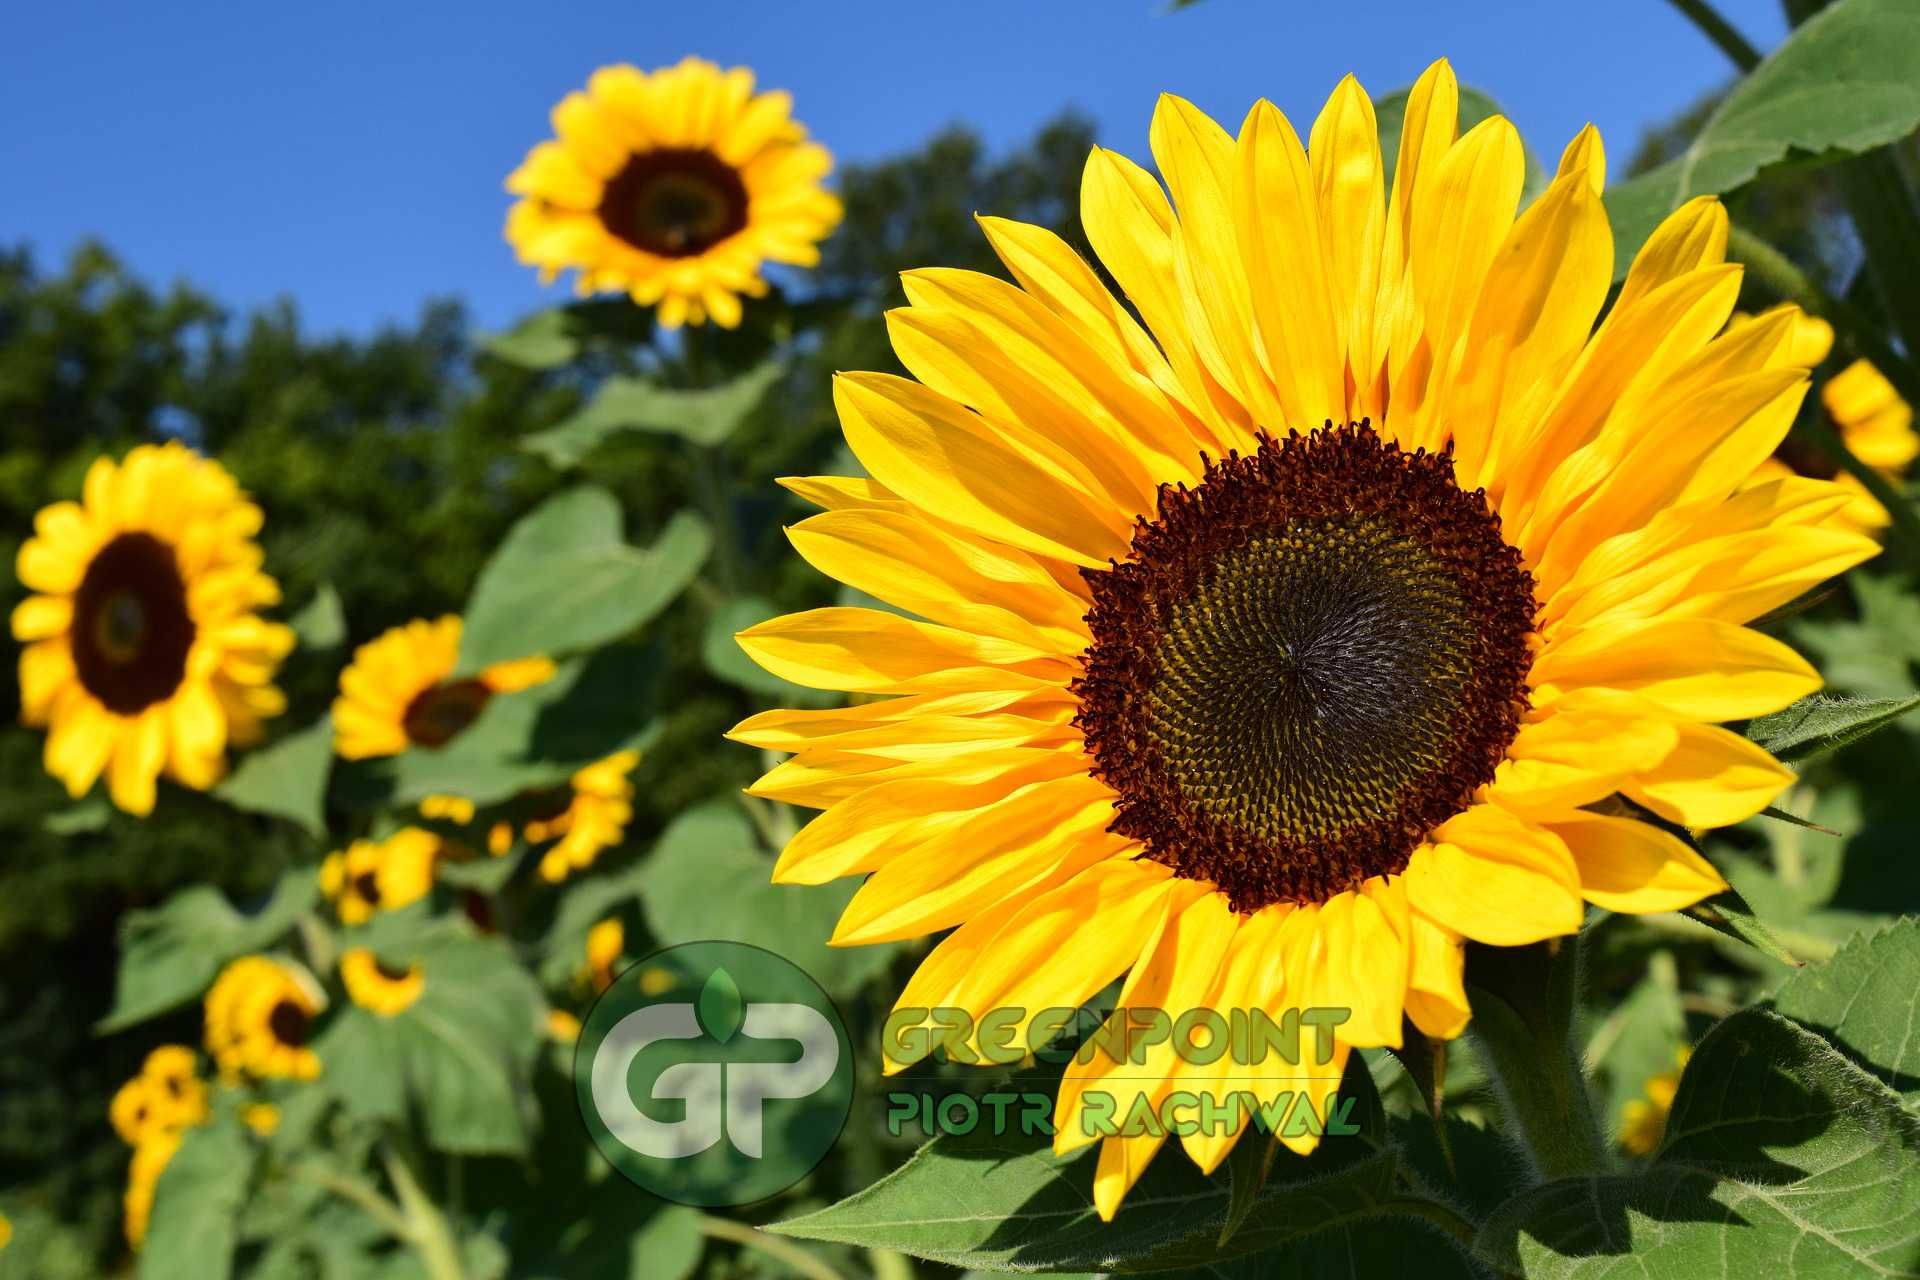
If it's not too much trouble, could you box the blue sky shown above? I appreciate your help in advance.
[2,0,1787,337]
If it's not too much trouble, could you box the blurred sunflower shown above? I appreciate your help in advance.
[505,57,842,328]
[581,917,624,994]
[204,955,322,1082]
[1619,1047,1692,1156]
[109,1045,209,1146]
[340,947,425,1016]
[419,751,640,880]
[733,60,1877,1217]
[319,827,442,924]
[123,1130,180,1249]
[242,1103,280,1138]
[12,443,295,814]
[331,615,551,759]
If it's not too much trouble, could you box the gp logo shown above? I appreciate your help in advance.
[574,939,853,1206]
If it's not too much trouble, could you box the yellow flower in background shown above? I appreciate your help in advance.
[528,751,641,882]
[339,948,426,1016]
[331,615,553,759]
[123,1130,181,1249]
[12,443,295,814]
[1620,1047,1692,1156]
[319,827,441,925]
[505,57,842,328]
[547,1009,582,1043]
[109,1045,209,1146]
[733,60,1877,1218]
[204,955,322,1082]
[582,917,624,993]
[242,1103,280,1138]
[0,1211,10,1251]
[1746,311,1916,535]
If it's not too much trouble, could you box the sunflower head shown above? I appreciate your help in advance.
[241,1103,281,1138]
[332,616,553,759]
[581,917,624,993]
[733,59,1876,1219]
[12,443,294,814]
[505,57,842,328]
[339,947,425,1017]
[109,1044,210,1146]
[319,827,441,925]
[1619,1046,1692,1156]
[527,749,641,883]
[203,955,322,1082]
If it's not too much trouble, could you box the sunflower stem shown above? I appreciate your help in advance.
[696,1215,847,1280]
[679,326,746,594]
[1465,933,1609,1181]
[1724,223,1920,564]
[381,1138,466,1280]
[1664,0,1762,70]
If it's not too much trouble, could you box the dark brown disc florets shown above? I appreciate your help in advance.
[1074,422,1537,913]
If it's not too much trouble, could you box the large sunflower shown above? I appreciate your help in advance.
[331,616,552,759]
[203,955,322,1082]
[13,443,294,814]
[733,61,1878,1218]
[505,57,842,329]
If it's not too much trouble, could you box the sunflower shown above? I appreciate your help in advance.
[1748,312,1916,535]
[732,61,1878,1218]
[340,947,426,1016]
[109,1045,209,1146]
[1619,1047,1691,1156]
[581,917,624,994]
[505,57,842,328]
[319,827,441,925]
[525,750,642,882]
[123,1130,181,1249]
[331,616,553,759]
[204,955,322,1082]
[241,1103,280,1138]
[12,443,295,815]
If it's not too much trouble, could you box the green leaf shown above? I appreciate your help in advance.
[140,1122,256,1280]
[213,715,334,836]
[42,796,111,835]
[1681,884,1802,967]
[1746,692,1920,766]
[288,582,346,651]
[1589,949,1688,1136]
[641,799,897,998]
[1475,1009,1920,1278]
[1603,0,1920,277]
[1375,83,1547,204]
[701,594,835,704]
[374,645,661,808]
[522,361,785,465]
[1772,916,1920,1109]
[457,487,710,671]
[769,1058,1445,1274]
[696,967,744,1044]
[99,869,319,1032]
[316,925,544,1155]
[480,308,578,370]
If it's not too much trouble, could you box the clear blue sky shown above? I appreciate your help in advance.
[2,0,1787,338]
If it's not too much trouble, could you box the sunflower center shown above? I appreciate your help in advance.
[599,148,750,258]
[350,870,382,907]
[267,1000,311,1048]
[373,957,416,983]
[71,532,195,715]
[403,679,492,749]
[1075,423,1537,913]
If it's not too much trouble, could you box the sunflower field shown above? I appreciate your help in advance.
[5,2,1920,1278]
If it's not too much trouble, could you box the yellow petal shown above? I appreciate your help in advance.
[1530,618,1819,721]
[1402,805,1584,946]
[1405,909,1470,1039]
[108,709,168,816]
[735,607,1062,696]
[1548,811,1726,915]
[1624,722,1794,830]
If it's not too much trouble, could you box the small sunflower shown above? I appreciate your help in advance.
[319,827,442,925]
[733,61,1876,1217]
[339,947,425,1016]
[525,750,641,882]
[204,955,322,1082]
[1619,1047,1691,1156]
[547,1009,582,1043]
[12,443,295,814]
[1749,312,1916,535]
[123,1130,181,1250]
[505,57,842,328]
[109,1045,209,1146]
[581,917,624,993]
[331,616,553,760]
[241,1103,280,1138]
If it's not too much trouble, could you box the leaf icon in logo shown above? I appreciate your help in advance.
[696,967,744,1044]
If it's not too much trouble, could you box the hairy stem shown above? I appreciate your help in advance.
[1665,0,1763,69]
[697,1216,847,1280]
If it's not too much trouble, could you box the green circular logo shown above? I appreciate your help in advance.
[574,940,853,1207]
